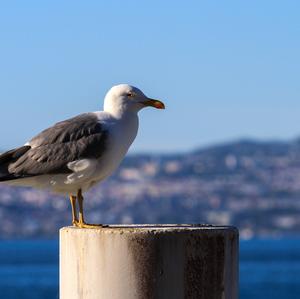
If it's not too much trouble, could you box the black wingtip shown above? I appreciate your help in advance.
[0,174,17,182]
[0,146,31,182]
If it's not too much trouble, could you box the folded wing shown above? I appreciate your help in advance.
[0,113,108,181]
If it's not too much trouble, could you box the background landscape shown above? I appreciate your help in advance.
[1,137,300,239]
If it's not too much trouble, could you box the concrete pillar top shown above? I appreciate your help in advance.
[61,224,238,234]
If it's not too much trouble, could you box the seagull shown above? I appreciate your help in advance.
[0,84,165,228]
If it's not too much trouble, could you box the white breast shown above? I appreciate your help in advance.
[94,113,139,181]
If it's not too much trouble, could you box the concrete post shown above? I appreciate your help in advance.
[60,225,238,299]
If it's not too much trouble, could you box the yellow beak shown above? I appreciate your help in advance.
[143,98,165,109]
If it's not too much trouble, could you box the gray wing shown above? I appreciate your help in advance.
[3,113,108,179]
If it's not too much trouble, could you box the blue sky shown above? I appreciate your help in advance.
[0,1,299,152]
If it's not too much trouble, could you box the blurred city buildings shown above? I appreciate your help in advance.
[1,139,300,239]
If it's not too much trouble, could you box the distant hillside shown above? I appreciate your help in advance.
[1,138,300,239]
[122,138,299,178]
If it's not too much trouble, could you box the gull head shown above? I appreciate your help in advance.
[104,84,165,117]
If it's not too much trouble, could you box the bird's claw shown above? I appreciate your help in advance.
[72,221,107,229]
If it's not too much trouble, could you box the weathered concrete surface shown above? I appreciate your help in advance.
[60,225,238,299]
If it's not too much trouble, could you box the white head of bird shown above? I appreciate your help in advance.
[104,84,165,118]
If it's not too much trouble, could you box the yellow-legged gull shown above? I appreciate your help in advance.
[0,84,165,228]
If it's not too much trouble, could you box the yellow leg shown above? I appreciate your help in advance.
[75,189,104,229]
[69,195,78,226]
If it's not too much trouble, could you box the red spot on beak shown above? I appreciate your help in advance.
[144,99,165,109]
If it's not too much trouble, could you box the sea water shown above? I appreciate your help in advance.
[0,239,299,299]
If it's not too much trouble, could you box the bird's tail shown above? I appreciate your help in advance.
[0,146,30,182]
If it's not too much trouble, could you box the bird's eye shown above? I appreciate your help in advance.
[127,92,134,98]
